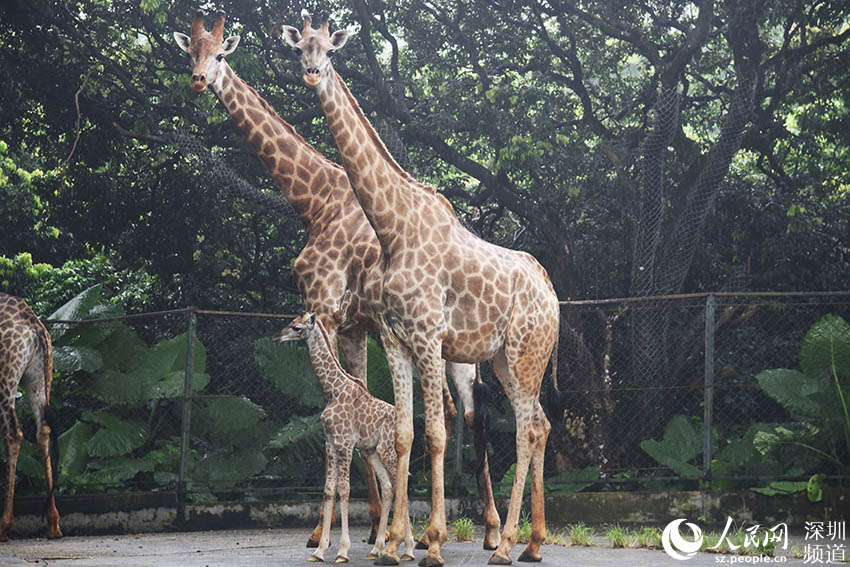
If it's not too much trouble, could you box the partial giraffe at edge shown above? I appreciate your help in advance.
[0,293,61,542]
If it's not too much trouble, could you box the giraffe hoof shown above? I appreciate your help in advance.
[47,529,63,540]
[366,554,379,560]
[484,530,501,550]
[307,538,320,548]
[334,556,349,563]
[308,555,324,562]
[374,553,400,566]
[400,554,417,562]
[415,539,428,550]
[368,532,378,545]
[418,554,444,567]
[488,552,512,565]
[517,549,542,563]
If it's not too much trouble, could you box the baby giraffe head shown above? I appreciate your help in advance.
[281,10,349,88]
[173,10,240,93]
[273,312,317,343]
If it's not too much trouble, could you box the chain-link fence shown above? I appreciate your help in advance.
[8,292,847,518]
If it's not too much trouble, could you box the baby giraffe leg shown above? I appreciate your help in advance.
[335,443,355,563]
[311,445,338,562]
[366,453,394,560]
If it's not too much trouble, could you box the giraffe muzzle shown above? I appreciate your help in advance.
[304,69,321,87]
[191,75,208,93]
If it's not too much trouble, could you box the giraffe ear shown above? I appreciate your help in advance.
[221,35,240,56]
[173,32,191,53]
[281,25,302,47]
[329,29,349,50]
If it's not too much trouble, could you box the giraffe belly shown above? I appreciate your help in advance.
[441,326,502,363]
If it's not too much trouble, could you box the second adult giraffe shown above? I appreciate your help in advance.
[172,11,502,551]
[284,13,560,567]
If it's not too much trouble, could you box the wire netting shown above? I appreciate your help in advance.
[7,292,847,507]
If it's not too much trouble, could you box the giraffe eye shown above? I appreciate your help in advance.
[216,54,224,62]
[327,49,336,58]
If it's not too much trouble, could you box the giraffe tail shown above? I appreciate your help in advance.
[40,328,60,519]
[472,363,490,478]
[544,316,565,425]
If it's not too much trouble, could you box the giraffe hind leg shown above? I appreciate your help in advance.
[23,364,62,539]
[1,397,23,542]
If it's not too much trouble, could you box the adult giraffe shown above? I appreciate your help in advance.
[283,13,560,567]
[172,11,501,551]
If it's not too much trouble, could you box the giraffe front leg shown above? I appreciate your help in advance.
[416,373,457,552]
[517,406,551,563]
[375,339,414,566]
[416,351,448,567]
[1,428,23,542]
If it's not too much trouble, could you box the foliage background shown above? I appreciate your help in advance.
[0,1,848,498]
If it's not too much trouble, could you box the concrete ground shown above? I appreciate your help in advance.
[0,526,812,567]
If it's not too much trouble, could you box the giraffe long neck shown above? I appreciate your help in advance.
[305,320,365,397]
[213,64,346,231]
[314,72,429,253]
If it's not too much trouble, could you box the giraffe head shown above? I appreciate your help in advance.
[273,312,317,343]
[173,10,240,93]
[281,10,349,88]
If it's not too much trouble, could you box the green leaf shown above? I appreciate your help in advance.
[800,314,850,380]
[807,473,826,502]
[14,440,44,481]
[48,284,102,321]
[192,396,267,442]
[191,449,267,490]
[756,368,824,417]
[83,411,149,457]
[366,337,394,404]
[53,345,103,374]
[255,338,322,409]
[88,456,156,485]
[546,465,601,493]
[59,420,94,477]
[640,415,703,477]
[750,481,807,496]
[267,414,325,466]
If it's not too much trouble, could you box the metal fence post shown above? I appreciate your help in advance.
[703,295,715,483]
[177,308,196,525]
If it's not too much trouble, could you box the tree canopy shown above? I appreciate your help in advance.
[1,0,848,312]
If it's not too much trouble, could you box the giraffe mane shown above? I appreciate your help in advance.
[224,65,346,175]
[332,72,434,195]
[313,316,368,389]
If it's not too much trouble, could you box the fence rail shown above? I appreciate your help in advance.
[8,292,846,520]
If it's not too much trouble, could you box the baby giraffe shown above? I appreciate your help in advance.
[274,311,415,563]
